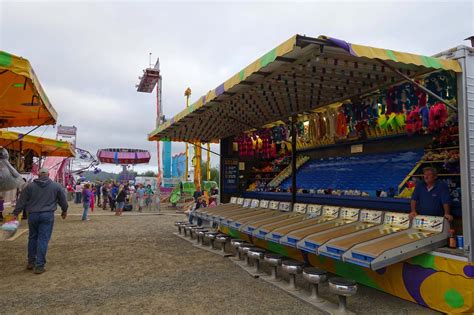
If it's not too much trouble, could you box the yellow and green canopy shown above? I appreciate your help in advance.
[0,51,57,128]
[0,130,75,157]
[148,34,461,143]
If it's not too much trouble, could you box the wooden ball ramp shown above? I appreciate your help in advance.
[277,206,347,247]
[209,199,270,224]
[243,203,317,237]
[342,215,448,270]
[318,212,411,261]
[219,200,281,226]
[229,202,295,230]
[297,209,384,254]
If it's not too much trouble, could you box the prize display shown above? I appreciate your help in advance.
[231,70,459,199]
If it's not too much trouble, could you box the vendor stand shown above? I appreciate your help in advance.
[0,50,57,127]
[149,35,473,313]
[0,50,62,204]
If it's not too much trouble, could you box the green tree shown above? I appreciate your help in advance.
[140,170,157,177]
[201,162,219,184]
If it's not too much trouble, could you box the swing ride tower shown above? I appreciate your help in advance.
[136,55,163,187]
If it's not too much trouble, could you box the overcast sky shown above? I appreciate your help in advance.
[1,0,472,173]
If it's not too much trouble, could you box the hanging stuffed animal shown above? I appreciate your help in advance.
[387,112,399,132]
[0,148,24,192]
[419,104,430,128]
[429,102,448,132]
[336,107,348,138]
[414,82,427,107]
[385,87,398,114]
[378,92,387,115]
[398,83,415,112]
[405,108,422,135]
[425,71,456,104]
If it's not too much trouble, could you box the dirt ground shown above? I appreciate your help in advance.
[0,203,439,314]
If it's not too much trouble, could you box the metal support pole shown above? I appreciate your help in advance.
[185,88,191,181]
[290,115,297,207]
[206,143,211,181]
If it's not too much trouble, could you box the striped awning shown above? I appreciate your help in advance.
[0,51,57,128]
[0,130,75,157]
[148,35,461,143]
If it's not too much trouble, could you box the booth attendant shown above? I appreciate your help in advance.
[410,167,453,221]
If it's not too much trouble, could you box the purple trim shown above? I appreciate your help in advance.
[326,37,357,56]
[215,84,225,96]
[464,265,474,278]
[402,263,436,306]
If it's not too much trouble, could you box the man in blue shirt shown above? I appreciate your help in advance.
[410,167,453,221]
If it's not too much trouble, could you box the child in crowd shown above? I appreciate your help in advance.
[0,195,4,221]
[82,183,92,221]
[90,186,95,212]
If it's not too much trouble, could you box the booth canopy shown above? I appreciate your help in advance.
[0,130,75,157]
[148,35,461,143]
[0,51,57,128]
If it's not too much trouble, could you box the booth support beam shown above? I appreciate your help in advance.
[290,115,297,207]
[456,50,473,261]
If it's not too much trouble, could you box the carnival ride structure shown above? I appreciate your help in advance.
[96,148,151,182]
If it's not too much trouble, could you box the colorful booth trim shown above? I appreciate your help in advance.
[221,226,474,314]
[0,130,75,157]
[148,34,461,142]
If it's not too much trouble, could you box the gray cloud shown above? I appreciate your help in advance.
[1,0,472,173]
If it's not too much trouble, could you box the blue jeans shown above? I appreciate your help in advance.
[28,211,55,267]
[75,192,82,204]
[82,202,90,220]
[188,211,202,226]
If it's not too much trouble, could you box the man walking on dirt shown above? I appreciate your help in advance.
[12,168,68,274]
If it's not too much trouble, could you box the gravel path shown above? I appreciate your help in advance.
[0,204,439,314]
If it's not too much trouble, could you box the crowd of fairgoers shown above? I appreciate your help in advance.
[67,181,156,220]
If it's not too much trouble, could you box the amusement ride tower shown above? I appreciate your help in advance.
[136,55,163,187]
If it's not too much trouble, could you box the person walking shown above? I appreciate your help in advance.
[74,182,82,204]
[66,183,74,202]
[136,184,146,212]
[115,185,126,216]
[145,184,154,209]
[96,182,102,207]
[101,183,108,210]
[110,183,118,212]
[11,168,68,274]
[82,183,92,221]
[90,186,95,213]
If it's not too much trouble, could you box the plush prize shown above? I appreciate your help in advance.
[387,112,399,130]
[386,87,398,114]
[414,82,427,107]
[395,113,406,128]
[429,102,448,132]
[0,148,25,192]
[377,114,388,130]
[405,108,423,135]
[425,71,455,103]
[398,83,415,112]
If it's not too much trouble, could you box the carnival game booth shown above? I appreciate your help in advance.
[149,35,474,313]
[0,51,57,128]
[1,50,60,204]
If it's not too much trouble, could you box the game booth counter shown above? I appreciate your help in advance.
[148,35,474,313]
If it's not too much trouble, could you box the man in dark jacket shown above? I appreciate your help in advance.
[12,168,68,274]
